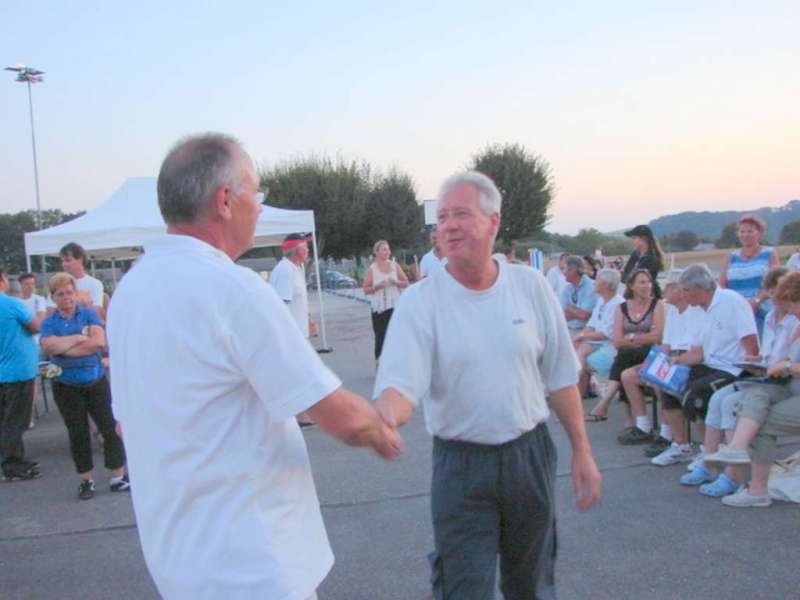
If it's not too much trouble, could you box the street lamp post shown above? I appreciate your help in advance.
[5,64,45,271]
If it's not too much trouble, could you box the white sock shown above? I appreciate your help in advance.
[635,416,652,433]
[675,443,691,453]
[659,424,672,440]
[110,475,124,484]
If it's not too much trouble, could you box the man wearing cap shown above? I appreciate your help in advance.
[271,233,317,339]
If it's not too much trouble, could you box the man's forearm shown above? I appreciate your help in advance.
[62,338,104,357]
[42,335,84,355]
[374,388,415,428]
[549,385,592,454]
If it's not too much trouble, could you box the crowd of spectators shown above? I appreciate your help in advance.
[549,215,800,508]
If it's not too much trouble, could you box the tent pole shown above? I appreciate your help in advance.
[26,253,32,272]
[111,258,117,286]
[311,227,331,353]
[91,260,97,277]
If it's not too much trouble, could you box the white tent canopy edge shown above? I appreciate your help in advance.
[24,177,331,350]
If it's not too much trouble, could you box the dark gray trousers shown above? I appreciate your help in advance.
[0,379,34,464]
[430,423,558,600]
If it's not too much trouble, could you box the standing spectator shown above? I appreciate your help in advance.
[559,255,599,334]
[622,224,665,298]
[573,268,624,402]
[363,240,409,361]
[719,214,780,329]
[40,272,128,500]
[374,170,600,600]
[653,264,759,469]
[271,233,317,339]
[0,269,41,481]
[107,133,401,599]
[414,229,446,280]
[582,255,599,279]
[58,242,105,311]
[492,244,519,264]
[546,252,568,295]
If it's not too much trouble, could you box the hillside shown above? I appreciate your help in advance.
[647,199,800,241]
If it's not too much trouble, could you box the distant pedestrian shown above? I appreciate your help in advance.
[414,229,446,280]
[363,240,409,360]
[622,224,665,298]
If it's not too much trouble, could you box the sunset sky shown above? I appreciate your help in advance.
[1,1,797,234]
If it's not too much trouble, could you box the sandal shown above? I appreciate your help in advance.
[699,473,739,497]
[584,413,608,422]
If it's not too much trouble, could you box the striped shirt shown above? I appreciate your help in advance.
[725,247,774,301]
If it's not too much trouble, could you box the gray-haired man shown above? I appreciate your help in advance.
[374,171,601,599]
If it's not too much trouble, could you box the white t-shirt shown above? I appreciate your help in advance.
[692,287,758,375]
[419,249,445,278]
[545,265,566,296]
[20,293,47,315]
[585,294,625,340]
[662,304,706,351]
[107,234,340,600]
[270,257,309,338]
[76,274,104,306]
[374,262,580,445]
[787,253,800,272]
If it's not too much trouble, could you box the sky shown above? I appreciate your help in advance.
[1,1,798,234]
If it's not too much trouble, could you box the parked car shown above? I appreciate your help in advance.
[307,270,358,290]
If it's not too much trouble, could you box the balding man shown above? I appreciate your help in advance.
[374,171,601,600]
[107,133,402,600]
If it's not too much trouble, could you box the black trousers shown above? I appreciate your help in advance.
[371,308,394,359]
[430,424,557,600]
[0,379,34,464]
[52,376,126,474]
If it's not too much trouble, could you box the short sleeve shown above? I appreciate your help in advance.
[83,308,103,328]
[89,279,104,306]
[229,277,341,421]
[270,263,292,302]
[536,277,580,393]
[372,289,433,406]
[12,299,34,327]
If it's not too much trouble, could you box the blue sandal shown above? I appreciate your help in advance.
[680,464,713,486]
[699,474,739,497]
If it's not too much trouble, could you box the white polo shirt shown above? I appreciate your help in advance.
[419,249,446,278]
[270,257,309,338]
[693,287,758,375]
[107,234,340,600]
[663,304,707,351]
[585,294,624,339]
[761,309,799,363]
[374,262,580,445]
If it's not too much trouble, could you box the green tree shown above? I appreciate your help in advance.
[469,143,553,244]
[0,209,85,273]
[260,156,371,259]
[661,230,699,252]
[363,169,421,253]
[780,220,800,245]
[715,221,740,249]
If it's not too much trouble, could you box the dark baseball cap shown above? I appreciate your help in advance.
[624,224,654,239]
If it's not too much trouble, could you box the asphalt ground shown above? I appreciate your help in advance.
[2,292,798,600]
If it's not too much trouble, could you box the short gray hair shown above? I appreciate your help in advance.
[565,255,585,274]
[596,268,621,292]
[438,171,502,217]
[678,263,716,291]
[157,133,247,225]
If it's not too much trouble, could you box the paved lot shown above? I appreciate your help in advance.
[2,292,798,599]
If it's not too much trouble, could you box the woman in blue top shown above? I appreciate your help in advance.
[719,214,779,327]
[40,272,128,500]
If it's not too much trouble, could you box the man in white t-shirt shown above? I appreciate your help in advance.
[57,243,105,317]
[373,171,601,599]
[546,252,568,296]
[415,229,446,279]
[270,233,316,339]
[107,133,402,600]
[18,273,47,330]
[652,264,758,467]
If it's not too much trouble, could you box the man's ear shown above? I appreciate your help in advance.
[209,185,234,221]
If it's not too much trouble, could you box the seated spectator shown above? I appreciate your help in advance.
[651,264,759,470]
[586,270,664,431]
[582,255,599,279]
[701,271,800,507]
[40,272,129,500]
[546,252,568,295]
[574,268,624,402]
[642,282,707,458]
[559,255,599,334]
[682,267,795,491]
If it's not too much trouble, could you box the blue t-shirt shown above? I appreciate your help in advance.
[40,306,105,385]
[0,294,38,383]
[559,274,599,330]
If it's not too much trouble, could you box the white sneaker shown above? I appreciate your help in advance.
[704,444,751,466]
[651,443,694,466]
[721,486,772,508]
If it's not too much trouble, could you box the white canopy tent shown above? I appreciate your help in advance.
[24,177,331,349]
